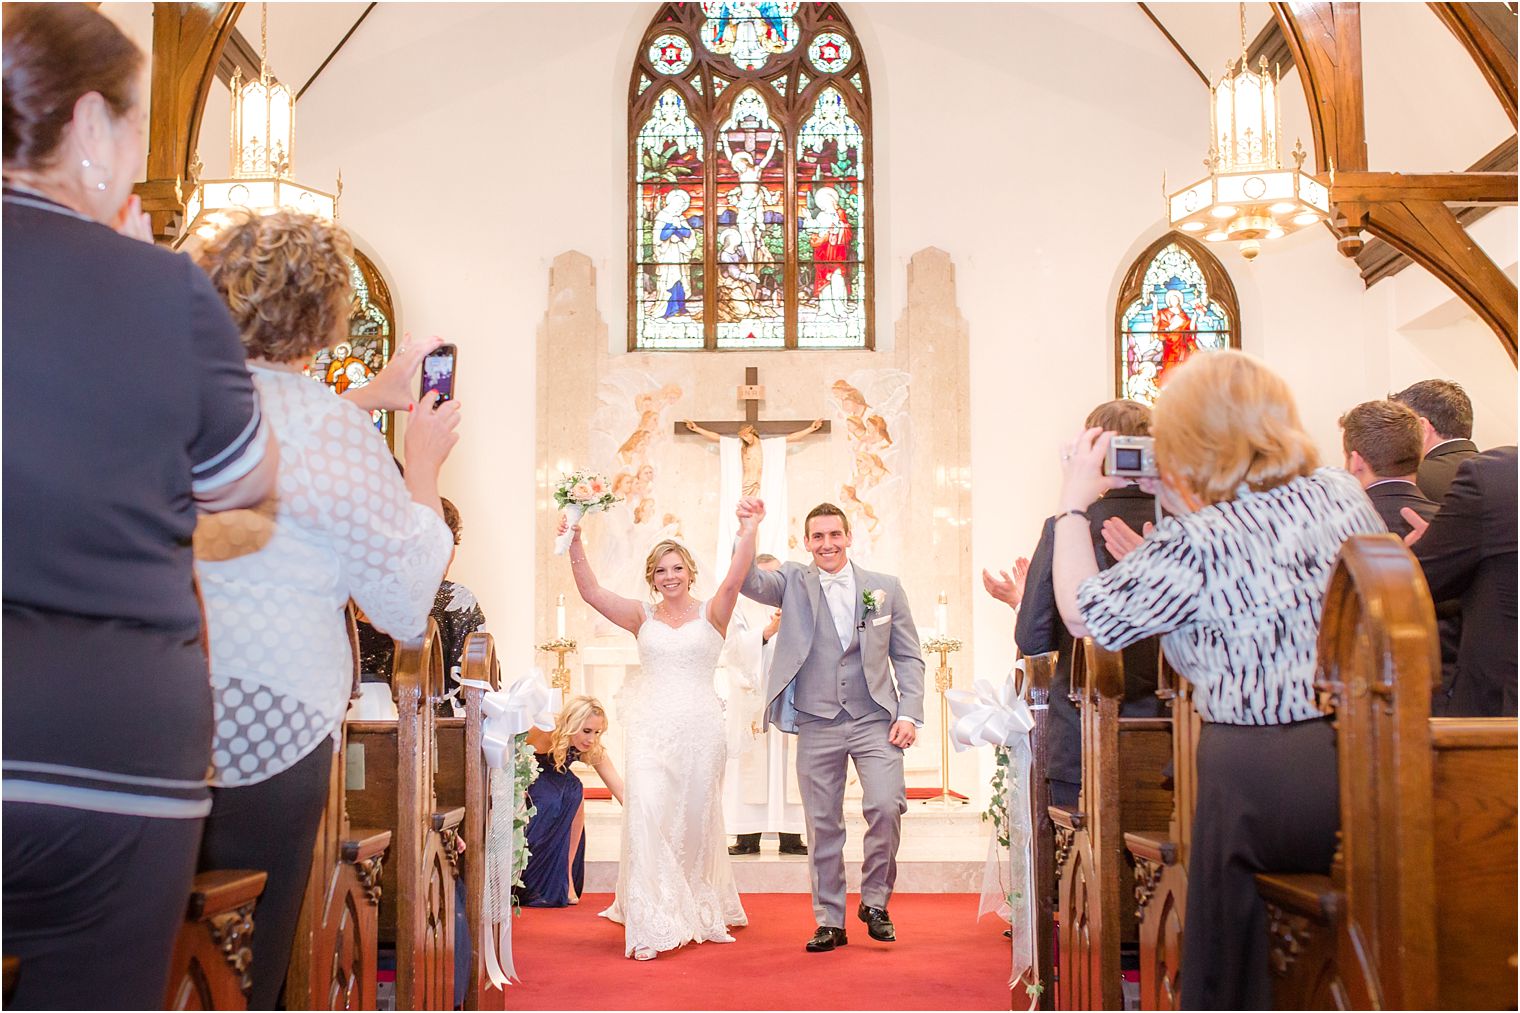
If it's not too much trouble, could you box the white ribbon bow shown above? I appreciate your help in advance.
[947,664,1041,1001]
[454,673,559,988]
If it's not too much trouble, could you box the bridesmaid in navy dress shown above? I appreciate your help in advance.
[520,697,624,906]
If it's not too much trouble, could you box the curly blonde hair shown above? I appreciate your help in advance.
[644,540,698,597]
[1153,350,1319,505]
[549,696,608,772]
[191,209,353,362]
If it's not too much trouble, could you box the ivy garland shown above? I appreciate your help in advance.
[511,734,540,916]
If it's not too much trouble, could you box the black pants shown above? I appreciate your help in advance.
[199,741,332,1011]
[3,802,203,1010]
[1180,718,1339,1010]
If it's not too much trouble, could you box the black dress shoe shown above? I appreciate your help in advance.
[778,832,809,855]
[806,926,848,952]
[728,833,760,856]
[858,903,895,942]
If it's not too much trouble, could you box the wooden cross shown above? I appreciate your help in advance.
[673,366,832,437]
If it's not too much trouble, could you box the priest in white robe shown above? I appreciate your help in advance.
[719,554,806,854]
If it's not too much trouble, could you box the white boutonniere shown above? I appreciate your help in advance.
[862,588,885,613]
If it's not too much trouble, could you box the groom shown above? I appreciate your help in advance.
[735,497,925,952]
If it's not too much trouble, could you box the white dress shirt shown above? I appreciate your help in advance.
[818,566,856,650]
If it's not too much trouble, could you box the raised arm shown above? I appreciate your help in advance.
[683,419,721,443]
[786,419,825,443]
[709,504,759,637]
[735,497,786,606]
[560,518,645,635]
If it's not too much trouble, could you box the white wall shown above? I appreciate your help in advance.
[112,4,1516,719]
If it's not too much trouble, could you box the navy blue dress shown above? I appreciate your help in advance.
[518,748,587,907]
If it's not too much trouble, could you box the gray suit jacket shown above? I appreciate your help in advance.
[742,560,926,733]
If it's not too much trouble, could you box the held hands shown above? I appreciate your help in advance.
[735,495,766,530]
[888,719,916,749]
[1059,427,1126,513]
[981,557,1030,609]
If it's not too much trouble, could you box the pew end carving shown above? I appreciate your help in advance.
[1022,651,1059,1011]
[1261,534,1518,1010]
[164,869,268,1011]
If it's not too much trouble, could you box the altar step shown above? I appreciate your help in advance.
[580,798,991,894]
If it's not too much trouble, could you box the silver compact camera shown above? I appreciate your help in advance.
[1105,435,1158,479]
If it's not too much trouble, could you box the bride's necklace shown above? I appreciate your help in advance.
[656,596,699,624]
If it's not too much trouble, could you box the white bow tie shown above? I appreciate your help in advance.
[820,571,850,588]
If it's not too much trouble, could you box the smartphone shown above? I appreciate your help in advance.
[420,344,458,407]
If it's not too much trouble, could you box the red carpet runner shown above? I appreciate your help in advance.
[510,892,1013,1011]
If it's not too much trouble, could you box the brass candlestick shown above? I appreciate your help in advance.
[535,637,577,692]
[921,634,965,805]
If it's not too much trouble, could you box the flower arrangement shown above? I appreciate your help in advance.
[861,588,885,613]
[553,470,620,554]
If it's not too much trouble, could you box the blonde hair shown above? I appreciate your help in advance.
[1152,350,1319,505]
[644,540,698,596]
[191,208,354,363]
[550,696,607,773]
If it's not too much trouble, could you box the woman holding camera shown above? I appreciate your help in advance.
[1051,350,1383,1009]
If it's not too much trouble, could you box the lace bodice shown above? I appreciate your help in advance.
[629,603,725,704]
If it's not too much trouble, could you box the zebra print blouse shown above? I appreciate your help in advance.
[1075,468,1385,725]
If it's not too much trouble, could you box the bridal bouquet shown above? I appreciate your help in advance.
[553,470,620,554]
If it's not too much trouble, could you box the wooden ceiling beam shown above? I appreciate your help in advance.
[1272,2,1368,174]
[1429,2,1518,126]
[1330,171,1518,205]
[1356,135,1518,284]
[1351,199,1518,361]
[136,2,244,241]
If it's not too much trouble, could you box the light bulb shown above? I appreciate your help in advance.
[1210,205,1237,219]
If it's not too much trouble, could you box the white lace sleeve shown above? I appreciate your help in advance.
[304,401,452,639]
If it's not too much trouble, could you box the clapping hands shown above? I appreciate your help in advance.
[981,557,1030,609]
[1101,517,1153,561]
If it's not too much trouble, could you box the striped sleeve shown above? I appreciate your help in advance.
[186,259,268,494]
[1076,517,1203,651]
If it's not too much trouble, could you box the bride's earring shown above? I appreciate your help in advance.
[81,158,109,192]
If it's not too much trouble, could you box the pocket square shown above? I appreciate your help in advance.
[872,614,892,626]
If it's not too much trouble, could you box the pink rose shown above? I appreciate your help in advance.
[571,482,592,501]
[589,478,607,497]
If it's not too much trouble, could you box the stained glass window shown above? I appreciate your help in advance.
[1115,235,1240,405]
[631,2,872,350]
[306,250,397,443]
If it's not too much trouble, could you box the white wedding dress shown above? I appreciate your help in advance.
[600,601,748,957]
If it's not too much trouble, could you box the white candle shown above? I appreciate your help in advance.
[935,591,948,639]
[556,593,566,639]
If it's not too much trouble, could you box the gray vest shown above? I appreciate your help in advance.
[793,590,885,722]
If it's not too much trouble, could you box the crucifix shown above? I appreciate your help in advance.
[676,366,830,497]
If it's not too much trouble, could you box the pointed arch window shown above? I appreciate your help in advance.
[1115,234,1240,405]
[306,249,398,446]
[631,2,872,351]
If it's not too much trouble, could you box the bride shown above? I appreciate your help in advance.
[559,509,756,959]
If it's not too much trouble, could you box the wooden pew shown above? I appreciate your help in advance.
[1123,658,1200,1011]
[1022,651,1059,1012]
[346,619,464,1011]
[164,870,268,1010]
[1050,640,1172,1011]
[1257,534,1518,1010]
[436,631,505,1011]
[285,609,391,1011]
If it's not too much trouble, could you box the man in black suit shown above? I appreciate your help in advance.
[1339,400,1460,711]
[1405,447,1519,718]
[1390,379,1478,502]
[987,400,1163,808]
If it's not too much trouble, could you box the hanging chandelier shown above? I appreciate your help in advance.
[1164,5,1329,260]
[181,3,339,243]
